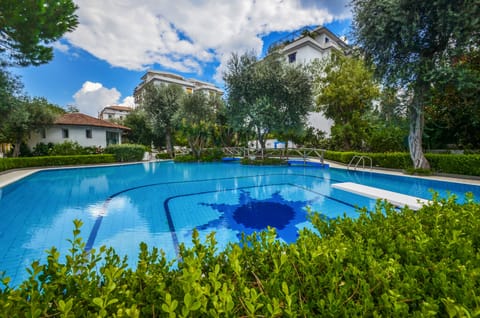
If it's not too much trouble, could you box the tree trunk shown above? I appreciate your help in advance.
[408,103,430,169]
[165,129,173,158]
[12,136,22,158]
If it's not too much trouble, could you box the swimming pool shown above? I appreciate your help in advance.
[1,161,479,286]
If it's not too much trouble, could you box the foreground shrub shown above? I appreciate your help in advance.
[0,155,115,172]
[105,144,146,162]
[2,195,479,316]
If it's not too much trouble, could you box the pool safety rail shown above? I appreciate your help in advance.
[347,155,373,170]
[332,182,431,210]
[222,147,327,165]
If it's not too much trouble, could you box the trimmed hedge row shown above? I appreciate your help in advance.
[240,157,288,165]
[324,151,480,176]
[0,154,116,172]
[1,195,479,316]
[104,144,146,162]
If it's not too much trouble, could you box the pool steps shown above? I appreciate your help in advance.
[332,182,431,210]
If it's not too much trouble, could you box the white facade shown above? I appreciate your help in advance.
[27,113,128,150]
[276,26,348,136]
[134,70,223,105]
[99,105,133,121]
[28,126,124,149]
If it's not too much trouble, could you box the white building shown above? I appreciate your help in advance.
[99,105,133,121]
[133,70,223,105]
[272,26,349,136]
[27,113,130,150]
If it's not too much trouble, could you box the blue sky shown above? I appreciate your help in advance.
[9,1,352,117]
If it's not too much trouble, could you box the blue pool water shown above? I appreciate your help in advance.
[1,161,479,286]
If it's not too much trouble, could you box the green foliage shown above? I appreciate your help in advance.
[224,52,312,151]
[0,0,78,66]
[313,53,380,124]
[0,154,115,172]
[104,144,146,162]
[123,108,157,147]
[325,151,480,176]
[2,196,480,316]
[49,140,86,156]
[426,154,480,176]
[142,83,185,156]
[425,50,480,149]
[351,0,480,168]
[156,152,172,160]
[173,148,224,163]
[176,91,216,159]
[240,157,287,166]
[2,97,58,157]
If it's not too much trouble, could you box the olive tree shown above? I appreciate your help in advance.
[224,52,312,153]
[351,0,480,168]
[142,83,184,157]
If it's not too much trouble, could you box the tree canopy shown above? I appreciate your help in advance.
[141,83,185,157]
[0,0,78,66]
[312,53,380,150]
[351,0,480,168]
[224,52,312,150]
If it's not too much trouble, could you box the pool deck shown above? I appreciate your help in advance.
[1,159,480,189]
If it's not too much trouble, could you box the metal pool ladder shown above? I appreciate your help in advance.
[347,155,372,170]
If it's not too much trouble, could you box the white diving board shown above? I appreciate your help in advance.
[331,182,431,211]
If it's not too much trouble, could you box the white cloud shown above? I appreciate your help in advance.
[73,81,129,116]
[51,41,70,53]
[67,0,351,82]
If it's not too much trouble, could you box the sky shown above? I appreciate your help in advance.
[10,0,353,117]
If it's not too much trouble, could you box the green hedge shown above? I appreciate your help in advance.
[325,151,480,176]
[0,154,116,172]
[174,148,224,163]
[1,195,479,316]
[240,157,288,165]
[105,144,146,162]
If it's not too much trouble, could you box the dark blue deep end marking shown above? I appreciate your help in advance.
[233,202,294,230]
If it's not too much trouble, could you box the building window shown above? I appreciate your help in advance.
[325,37,329,43]
[288,52,296,63]
[62,128,69,138]
[86,129,92,139]
[40,128,46,139]
[106,131,119,146]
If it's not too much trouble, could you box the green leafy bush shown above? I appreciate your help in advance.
[174,148,224,163]
[0,155,116,172]
[1,195,479,316]
[31,142,54,156]
[173,154,196,162]
[155,152,172,160]
[240,157,288,165]
[105,144,146,162]
[426,153,480,176]
[49,141,86,156]
[325,151,480,176]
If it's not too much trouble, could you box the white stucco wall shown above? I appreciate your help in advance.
[27,125,123,149]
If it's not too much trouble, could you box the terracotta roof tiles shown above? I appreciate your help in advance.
[54,113,130,130]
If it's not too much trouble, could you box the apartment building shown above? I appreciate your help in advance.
[133,71,223,105]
